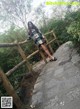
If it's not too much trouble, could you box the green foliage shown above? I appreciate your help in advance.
[67,21,80,42]
[66,10,80,45]
[41,9,80,46]
[2,25,26,43]
[40,18,70,46]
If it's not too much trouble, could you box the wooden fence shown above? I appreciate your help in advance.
[0,30,59,109]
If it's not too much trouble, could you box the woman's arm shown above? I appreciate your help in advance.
[42,35,45,38]
[27,30,31,40]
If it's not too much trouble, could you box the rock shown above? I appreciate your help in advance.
[31,41,80,109]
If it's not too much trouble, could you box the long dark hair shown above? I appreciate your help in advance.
[28,21,39,36]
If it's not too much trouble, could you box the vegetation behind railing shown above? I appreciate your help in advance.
[0,31,59,109]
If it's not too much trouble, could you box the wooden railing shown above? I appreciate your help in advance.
[0,30,59,109]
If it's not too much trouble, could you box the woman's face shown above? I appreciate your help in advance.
[28,22,33,28]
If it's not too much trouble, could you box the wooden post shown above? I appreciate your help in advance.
[39,49,47,64]
[17,43,33,72]
[52,31,60,46]
[44,35,54,54]
[0,69,23,109]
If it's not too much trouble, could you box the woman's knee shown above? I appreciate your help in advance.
[41,44,48,50]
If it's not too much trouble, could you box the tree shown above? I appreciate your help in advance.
[34,3,48,27]
[0,0,33,32]
[66,0,80,13]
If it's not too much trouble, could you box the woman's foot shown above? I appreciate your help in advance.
[50,57,57,61]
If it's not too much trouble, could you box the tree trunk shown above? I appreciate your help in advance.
[0,69,23,109]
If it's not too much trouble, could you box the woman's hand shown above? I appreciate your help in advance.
[27,35,31,40]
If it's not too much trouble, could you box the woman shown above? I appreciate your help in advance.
[27,21,57,61]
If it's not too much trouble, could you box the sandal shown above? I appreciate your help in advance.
[50,57,57,62]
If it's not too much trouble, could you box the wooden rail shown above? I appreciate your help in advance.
[0,31,53,48]
[0,30,59,109]
[0,31,59,80]
[6,60,26,76]
[0,69,23,109]
[0,40,28,48]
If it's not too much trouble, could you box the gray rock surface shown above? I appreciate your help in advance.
[31,41,80,109]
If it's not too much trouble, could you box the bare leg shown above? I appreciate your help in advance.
[41,44,54,60]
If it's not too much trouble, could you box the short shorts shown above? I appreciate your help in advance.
[33,33,46,47]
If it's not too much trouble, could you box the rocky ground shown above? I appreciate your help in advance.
[31,41,80,109]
